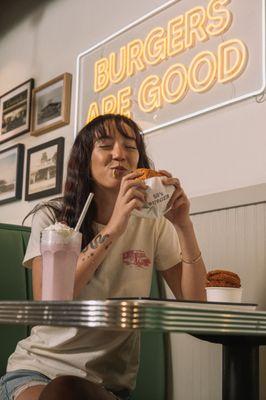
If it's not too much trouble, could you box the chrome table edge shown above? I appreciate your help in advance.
[0,299,266,335]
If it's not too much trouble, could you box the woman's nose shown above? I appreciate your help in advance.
[112,142,125,160]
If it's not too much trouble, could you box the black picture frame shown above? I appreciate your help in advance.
[0,144,24,205]
[0,79,34,144]
[25,137,64,201]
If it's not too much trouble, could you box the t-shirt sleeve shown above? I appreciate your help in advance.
[154,217,181,271]
[23,207,56,268]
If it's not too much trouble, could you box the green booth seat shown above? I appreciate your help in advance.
[0,223,172,400]
[0,223,32,378]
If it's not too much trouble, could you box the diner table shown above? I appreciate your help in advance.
[0,298,265,400]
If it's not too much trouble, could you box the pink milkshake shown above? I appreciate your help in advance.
[41,223,82,300]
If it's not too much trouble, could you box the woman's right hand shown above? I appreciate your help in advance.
[107,170,148,236]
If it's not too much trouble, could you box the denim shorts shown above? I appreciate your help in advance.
[0,370,131,400]
[0,369,50,400]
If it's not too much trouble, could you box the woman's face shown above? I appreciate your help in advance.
[90,122,140,190]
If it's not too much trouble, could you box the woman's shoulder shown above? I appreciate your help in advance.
[28,199,63,228]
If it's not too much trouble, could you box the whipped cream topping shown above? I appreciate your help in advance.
[43,222,75,237]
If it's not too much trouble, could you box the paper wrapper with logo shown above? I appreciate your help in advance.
[132,170,175,218]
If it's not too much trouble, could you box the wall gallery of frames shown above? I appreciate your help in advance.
[0,73,71,205]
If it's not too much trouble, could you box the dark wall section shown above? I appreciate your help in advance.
[0,0,54,38]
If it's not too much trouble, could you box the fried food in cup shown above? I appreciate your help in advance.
[206,269,241,288]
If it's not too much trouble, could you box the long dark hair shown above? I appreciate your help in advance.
[23,114,151,248]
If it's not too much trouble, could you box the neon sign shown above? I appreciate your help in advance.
[75,0,265,135]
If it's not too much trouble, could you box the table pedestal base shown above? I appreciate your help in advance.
[222,344,259,400]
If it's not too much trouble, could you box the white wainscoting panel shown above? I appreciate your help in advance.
[167,202,266,400]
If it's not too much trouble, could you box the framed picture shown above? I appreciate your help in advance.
[0,79,34,144]
[31,73,72,136]
[25,137,64,201]
[0,144,24,205]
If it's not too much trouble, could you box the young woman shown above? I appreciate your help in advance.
[0,114,206,400]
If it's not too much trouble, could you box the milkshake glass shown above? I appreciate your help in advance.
[41,223,82,300]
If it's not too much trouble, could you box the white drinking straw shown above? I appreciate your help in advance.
[74,192,94,232]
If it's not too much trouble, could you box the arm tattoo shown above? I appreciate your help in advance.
[81,245,89,254]
[105,242,112,250]
[89,234,110,249]
[81,234,111,255]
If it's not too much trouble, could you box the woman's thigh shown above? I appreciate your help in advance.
[0,372,131,400]
[0,370,50,400]
[16,385,46,400]
[39,376,129,400]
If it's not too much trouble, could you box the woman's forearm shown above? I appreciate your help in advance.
[174,219,207,301]
[73,227,119,297]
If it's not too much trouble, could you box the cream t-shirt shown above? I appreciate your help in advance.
[7,207,181,391]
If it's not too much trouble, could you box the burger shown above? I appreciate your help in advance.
[135,168,166,180]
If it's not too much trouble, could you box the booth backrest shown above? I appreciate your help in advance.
[0,223,31,376]
[0,223,171,400]
[131,270,171,400]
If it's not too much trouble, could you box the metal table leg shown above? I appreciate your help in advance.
[222,343,259,400]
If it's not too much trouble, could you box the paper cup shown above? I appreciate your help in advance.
[206,287,243,303]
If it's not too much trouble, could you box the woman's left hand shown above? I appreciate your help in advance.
[159,170,191,229]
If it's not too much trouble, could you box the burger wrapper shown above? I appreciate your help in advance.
[132,176,175,219]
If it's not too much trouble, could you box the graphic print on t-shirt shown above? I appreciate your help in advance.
[123,250,151,268]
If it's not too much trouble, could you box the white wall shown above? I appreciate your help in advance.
[0,0,166,225]
[146,97,266,197]
[0,0,265,225]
